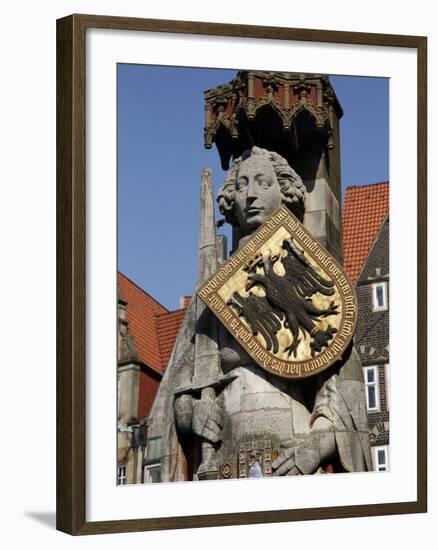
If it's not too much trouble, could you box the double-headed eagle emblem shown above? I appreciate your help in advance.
[228,238,339,358]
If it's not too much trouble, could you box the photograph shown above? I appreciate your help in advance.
[116,65,390,484]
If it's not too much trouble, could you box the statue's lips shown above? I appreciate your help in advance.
[245,207,263,216]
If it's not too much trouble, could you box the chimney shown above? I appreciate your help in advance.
[179,295,192,309]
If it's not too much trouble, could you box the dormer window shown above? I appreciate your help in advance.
[372,282,388,312]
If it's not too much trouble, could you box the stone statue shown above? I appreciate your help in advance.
[152,146,372,481]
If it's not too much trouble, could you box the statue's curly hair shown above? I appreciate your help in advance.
[217,146,305,226]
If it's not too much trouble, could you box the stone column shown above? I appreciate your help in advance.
[302,117,342,261]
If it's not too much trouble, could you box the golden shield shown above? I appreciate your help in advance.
[197,206,357,378]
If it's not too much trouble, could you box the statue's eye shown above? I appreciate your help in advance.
[258,176,272,188]
[236,178,248,191]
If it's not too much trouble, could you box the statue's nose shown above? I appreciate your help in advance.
[247,178,258,199]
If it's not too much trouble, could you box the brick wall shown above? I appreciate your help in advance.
[354,217,390,447]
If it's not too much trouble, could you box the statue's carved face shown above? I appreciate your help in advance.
[234,156,282,235]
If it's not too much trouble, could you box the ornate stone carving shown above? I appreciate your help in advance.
[235,440,273,479]
[203,71,343,170]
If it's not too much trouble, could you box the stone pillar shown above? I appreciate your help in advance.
[118,364,140,423]
[302,116,342,261]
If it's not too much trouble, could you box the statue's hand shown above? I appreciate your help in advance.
[272,444,320,476]
[174,394,194,433]
[192,396,223,444]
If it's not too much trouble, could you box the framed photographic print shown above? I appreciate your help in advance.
[56,14,427,535]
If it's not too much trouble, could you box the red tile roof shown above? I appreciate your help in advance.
[156,309,187,369]
[118,273,187,375]
[343,182,389,284]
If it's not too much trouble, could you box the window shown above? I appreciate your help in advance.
[145,464,162,483]
[117,464,127,485]
[146,437,162,463]
[363,366,380,411]
[372,282,388,312]
[144,437,162,483]
[373,445,390,472]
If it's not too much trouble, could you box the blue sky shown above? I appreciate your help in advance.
[118,65,388,310]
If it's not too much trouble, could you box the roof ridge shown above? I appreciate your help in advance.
[118,271,169,313]
[345,181,389,191]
